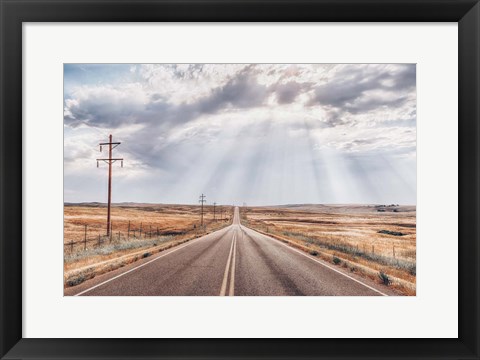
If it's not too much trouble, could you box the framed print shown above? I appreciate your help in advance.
[1,0,479,359]
[62,62,415,298]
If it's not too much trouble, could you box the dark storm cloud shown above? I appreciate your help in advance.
[308,64,416,113]
[198,73,269,112]
[64,94,144,128]
[149,93,164,101]
[64,68,271,130]
[271,81,311,104]
[64,92,190,129]
[345,95,410,114]
[322,108,348,128]
[65,64,416,132]
[391,64,416,90]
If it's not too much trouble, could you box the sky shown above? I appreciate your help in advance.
[64,64,416,206]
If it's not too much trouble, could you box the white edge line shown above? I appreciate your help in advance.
[241,225,389,297]
[74,226,231,296]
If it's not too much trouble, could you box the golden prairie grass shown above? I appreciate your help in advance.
[240,205,416,295]
[64,204,231,242]
[64,203,232,273]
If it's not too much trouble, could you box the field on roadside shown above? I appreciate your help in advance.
[240,204,416,295]
[64,203,232,274]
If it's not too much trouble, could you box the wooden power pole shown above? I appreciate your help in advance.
[213,202,217,221]
[199,194,206,227]
[97,134,123,236]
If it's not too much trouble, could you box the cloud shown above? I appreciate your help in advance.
[308,64,415,114]
[272,81,311,104]
[197,72,269,112]
[64,83,148,127]
[64,66,273,131]
[64,64,417,204]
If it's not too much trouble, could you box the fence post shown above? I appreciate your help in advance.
[70,240,74,253]
[157,227,159,237]
[133,229,136,238]
[98,234,101,245]
[84,224,87,251]
[372,245,375,254]
[140,223,142,238]
[118,231,120,242]
[150,225,152,238]
[393,245,396,259]
[128,221,130,240]
[110,222,113,243]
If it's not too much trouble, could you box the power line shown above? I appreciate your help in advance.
[97,134,124,236]
[199,194,206,227]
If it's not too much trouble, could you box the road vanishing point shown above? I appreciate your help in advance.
[67,207,393,296]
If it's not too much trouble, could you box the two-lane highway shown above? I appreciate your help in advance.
[66,207,392,296]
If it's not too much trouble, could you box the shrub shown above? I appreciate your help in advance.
[378,230,405,236]
[67,275,85,287]
[378,271,391,285]
[282,231,311,242]
[332,256,341,265]
[309,250,319,256]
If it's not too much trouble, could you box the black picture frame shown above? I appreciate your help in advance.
[1,1,479,359]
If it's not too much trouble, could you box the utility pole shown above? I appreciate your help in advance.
[213,202,217,221]
[97,134,123,236]
[199,194,206,227]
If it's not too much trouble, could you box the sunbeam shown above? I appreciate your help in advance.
[64,63,416,205]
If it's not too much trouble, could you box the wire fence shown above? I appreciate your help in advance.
[64,217,231,255]
[64,223,160,253]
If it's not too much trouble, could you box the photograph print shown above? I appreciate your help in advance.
[63,64,416,296]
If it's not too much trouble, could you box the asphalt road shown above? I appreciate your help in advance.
[67,207,393,296]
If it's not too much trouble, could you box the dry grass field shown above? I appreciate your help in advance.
[64,203,415,295]
[64,203,232,275]
[240,204,416,295]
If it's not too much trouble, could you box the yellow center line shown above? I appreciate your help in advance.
[229,230,237,296]
[219,232,235,296]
